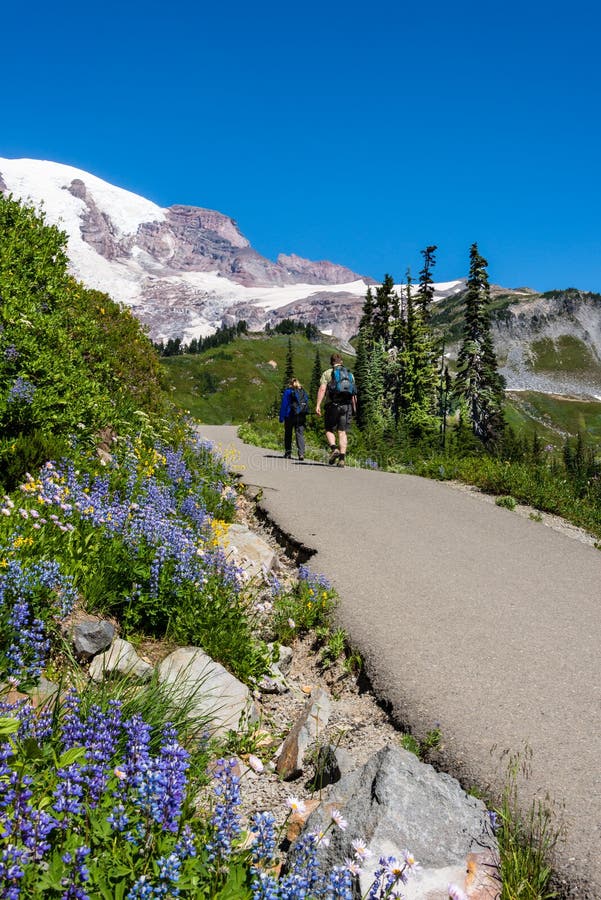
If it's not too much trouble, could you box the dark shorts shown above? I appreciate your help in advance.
[325,402,353,432]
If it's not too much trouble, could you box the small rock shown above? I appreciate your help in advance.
[220,524,277,579]
[72,618,115,659]
[89,638,153,682]
[276,687,331,780]
[258,670,289,694]
[158,646,258,737]
[267,642,293,675]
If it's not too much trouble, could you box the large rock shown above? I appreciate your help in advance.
[89,638,153,682]
[71,618,115,659]
[158,646,258,737]
[291,745,499,899]
[276,687,331,780]
[220,524,277,579]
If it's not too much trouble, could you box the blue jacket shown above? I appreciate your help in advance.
[279,387,308,423]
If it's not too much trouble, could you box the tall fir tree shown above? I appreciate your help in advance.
[372,274,396,348]
[416,245,438,323]
[354,327,371,429]
[454,243,506,443]
[360,286,375,330]
[282,337,295,392]
[309,348,322,405]
[398,271,438,435]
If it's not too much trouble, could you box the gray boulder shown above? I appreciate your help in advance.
[89,638,153,682]
[292,745,499,898]
[158,646,258,737]
[72,618,115,659]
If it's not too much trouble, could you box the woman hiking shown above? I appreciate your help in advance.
[279,378,309,461]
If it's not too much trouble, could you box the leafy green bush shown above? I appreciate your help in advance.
[272,565,338,644]
[496,495,517,510]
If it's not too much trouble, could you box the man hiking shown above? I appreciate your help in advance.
[315,353,357,467]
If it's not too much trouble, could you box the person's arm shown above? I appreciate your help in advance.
[315,383,326,416]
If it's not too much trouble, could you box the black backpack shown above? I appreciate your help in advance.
[329,366,356,403]
[290,388,309,416]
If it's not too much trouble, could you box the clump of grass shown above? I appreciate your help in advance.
[495,748,562,899]
[496,495,517,510]
[400,727,443,762]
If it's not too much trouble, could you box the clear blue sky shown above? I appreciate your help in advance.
[2,0,600,291]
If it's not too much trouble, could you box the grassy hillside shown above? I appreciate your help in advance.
[505,391,601,442]
[161,332,355,423]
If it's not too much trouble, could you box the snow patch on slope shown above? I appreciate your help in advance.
[0,158,165,239]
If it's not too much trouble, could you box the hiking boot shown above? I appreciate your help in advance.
[298,456,304,461]
[336,456,346,468]
[328,448,340,465]
[284,452,291,459]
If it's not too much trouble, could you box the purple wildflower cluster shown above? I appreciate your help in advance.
[0,690,192,899]
[298,565,331,592]
[18,443,243,601]
[206,758,242,863]
[7,377,35,405]
[3,345,19,361]
[0,559,76,682]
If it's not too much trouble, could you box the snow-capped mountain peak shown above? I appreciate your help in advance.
[0,158,463,342]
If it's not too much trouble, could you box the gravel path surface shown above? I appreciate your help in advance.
[200,425,601,897]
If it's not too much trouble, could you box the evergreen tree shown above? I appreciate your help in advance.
[398,272,438,435]
[416,245,438,323]
[372,274,396,348]
[360,286,375,331]
[454,244,506,444]
[282,337,295,392]
[309,348,322,405]
[354,328,371,429]
[363,338,390,433]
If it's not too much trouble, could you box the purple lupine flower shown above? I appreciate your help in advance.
[206,758,242,863]
[174,824,197,860]
[327,865,354,898]
[250,811,277,866]
[60,845,90,899]
[7,377,35,405]
[53,763,86,821]
[3,344,19,361]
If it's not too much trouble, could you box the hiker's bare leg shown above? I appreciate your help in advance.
[325,430,337,448]
[338,431,348,454]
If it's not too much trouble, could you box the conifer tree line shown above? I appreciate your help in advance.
[154,320,248,357]
[355,243,505,446]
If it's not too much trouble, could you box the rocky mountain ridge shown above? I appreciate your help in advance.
[3,158,601,398]
[0,158,464,344]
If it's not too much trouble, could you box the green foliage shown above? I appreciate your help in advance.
[400,728,442,761]
[454,243,506,444]
[168,572,271,685]
[272,574,338,644]
[496,495,517,510]
[495,749,561,900]
[0,429,69,492]
[0,193,164,453]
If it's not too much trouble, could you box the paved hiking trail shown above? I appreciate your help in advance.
[200,425,601,895]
